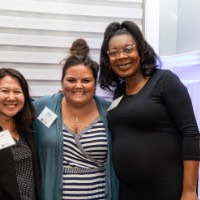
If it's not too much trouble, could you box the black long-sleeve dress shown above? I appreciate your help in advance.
[108,69,200,200]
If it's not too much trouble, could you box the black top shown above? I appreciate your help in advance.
[108,69,200,186]
[0,131,41,200]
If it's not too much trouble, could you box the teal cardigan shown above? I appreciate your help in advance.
[33,93,119,200]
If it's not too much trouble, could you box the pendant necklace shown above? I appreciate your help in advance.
[64,98,94,124]
[74,116,79,123]
[67,109,79,124]
[65,103,79,124]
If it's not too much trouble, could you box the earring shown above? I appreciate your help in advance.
[107,63,112,70]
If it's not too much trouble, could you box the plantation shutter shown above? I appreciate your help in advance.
[0,0,145,99]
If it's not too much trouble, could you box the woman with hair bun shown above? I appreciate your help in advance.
[70,38,90,56]
[33,38,119,200]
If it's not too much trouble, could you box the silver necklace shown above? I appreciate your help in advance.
[74,116,79,123]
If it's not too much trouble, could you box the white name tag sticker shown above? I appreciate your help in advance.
[107,95,124,111]
[37,106,57,128]
[0,130,16,150]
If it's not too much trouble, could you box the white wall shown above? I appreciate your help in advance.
[159,0,177,56]
[159,0,200,56]
[143,0,160,54]
[177,0,200,53]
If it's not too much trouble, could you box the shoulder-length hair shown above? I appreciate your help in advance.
[99,21,161,95]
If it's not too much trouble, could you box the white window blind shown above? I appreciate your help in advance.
[0,0,144,99]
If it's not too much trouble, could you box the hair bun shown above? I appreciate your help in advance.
[70,38,89,57]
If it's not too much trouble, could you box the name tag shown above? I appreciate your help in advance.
[107,95,123,111]
[37,106,57,128]
[0,130,16,150]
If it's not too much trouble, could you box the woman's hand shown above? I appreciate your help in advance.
[180,191,197,200]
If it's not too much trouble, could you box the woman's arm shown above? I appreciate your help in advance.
[181,160,199,200]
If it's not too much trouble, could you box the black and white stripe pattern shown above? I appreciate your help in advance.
[62,118,107,200]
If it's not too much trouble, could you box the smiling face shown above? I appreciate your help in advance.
[0,75,25,120]
[62,64,96,106]
[108,34,142,80]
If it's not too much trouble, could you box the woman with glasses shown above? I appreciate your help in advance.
[99,21,200,200]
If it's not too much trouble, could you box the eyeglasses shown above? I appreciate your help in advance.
[107,44,136,58]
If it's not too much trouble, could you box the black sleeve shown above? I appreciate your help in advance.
[162,70,200,160]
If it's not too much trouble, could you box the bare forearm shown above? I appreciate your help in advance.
[181,160,199,200]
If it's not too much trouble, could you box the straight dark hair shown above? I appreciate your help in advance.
[0,68,35,133]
